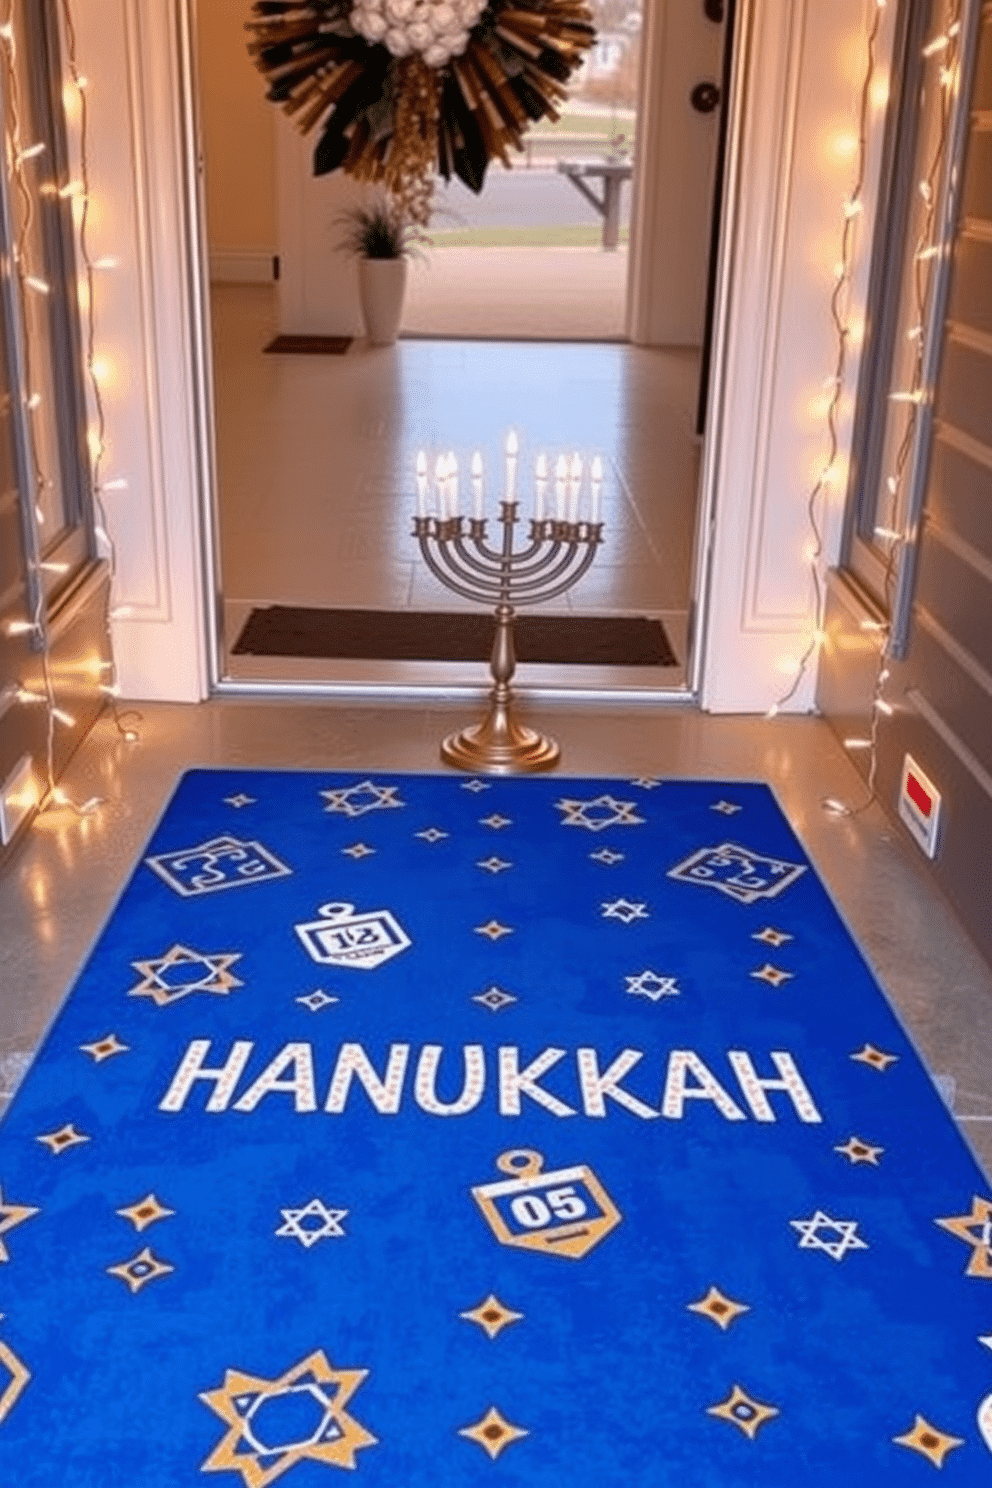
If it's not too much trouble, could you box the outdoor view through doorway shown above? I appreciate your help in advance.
[403,0,639,341]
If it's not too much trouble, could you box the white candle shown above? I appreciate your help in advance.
[506,429,518,503]
[555,454,567,519]
[535,452,548,522]
[591,455,603,523]
[447,451,458,516]
[471,450,484,519]
[416,450,428,516]
[435,453,446,518]
[569,453,582,522]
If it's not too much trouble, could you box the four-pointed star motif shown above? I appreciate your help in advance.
[129,944,243,1006]
[276,1199,348,1249]
[556,795,645,831]
[625,970,679,1002]
[790,1210,868,1260]
[223,794,256,809]
[321,781,404,817]
[590,847,625,865]
[602,898,649,924]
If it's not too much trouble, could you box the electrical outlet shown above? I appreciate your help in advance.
[0,755,39,846]
[898,753,941,860]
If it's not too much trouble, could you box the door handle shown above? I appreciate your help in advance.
[690,82,721,113]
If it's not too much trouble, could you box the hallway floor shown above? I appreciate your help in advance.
[2,699,990,1180]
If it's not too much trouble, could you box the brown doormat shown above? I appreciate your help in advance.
[263,334,353,355]
[232,606,679,666]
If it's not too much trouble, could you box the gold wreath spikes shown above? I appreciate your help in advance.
[247,0,595,223]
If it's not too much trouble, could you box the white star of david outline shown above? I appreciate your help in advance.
[276,1199,348,1249]
[555,795,645,831]
[602,898,649,924]
[129,945,243,1006]
[625,970,680,1002]
[790,1209,868,1260]
[320,781,404,818]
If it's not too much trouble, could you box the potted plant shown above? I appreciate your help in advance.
[336,193,425,347]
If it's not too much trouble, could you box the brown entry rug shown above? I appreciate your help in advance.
[263,334,353,355]
[232,606,679,666]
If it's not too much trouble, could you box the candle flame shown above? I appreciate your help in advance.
[506,430,518,456]
[471,451,483,476]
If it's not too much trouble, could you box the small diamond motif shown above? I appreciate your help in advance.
[106,1246,175,1294]
[475,920,513,941]
[472,986,518,1012]
[462,780,490,793]
[223,794,255,808]
[687,1286,750,1331]
[342,842,375,859]
[460,1295,524,1339]
[416,828,448,843]
[630,777,660,789]
[893,1415,964,1468]
[459,1406,529,1460]
[750,963,793,988]
[753,926,792,948]
[711,800,743,815]
[296,990,340,1012]
[79,1033,130,1063]
[851,1043,899,1072]
[37,1123,89,1156]
[590,848,624,865]
[707,1384,779,1439]
[477,857,512,875]
[116,1194,176,1232]
[480,814,512,830]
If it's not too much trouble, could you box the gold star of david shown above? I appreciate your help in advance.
[0,1337,30,1423]
[935,1196,992,1278]
[892,1414,964,1467]
[321,781,403,817]
[475,920,513,941]
[460,1294,524,1339]
[835,1136,884,1166]
[200,1350,376,1487]
[687,1286,750,1331]
[36,1123,89,1155]
[458,1405,528,1459]
[106,1245,175,1293]
[851,1043,899,1072]
[129,944,243,1006]
[753,926,792,948]
[79,1033,130,1062]
[750,963,793,987]
[116,1193,175,1232]
[0,1190,40,1262]
[706,1384,779,1439]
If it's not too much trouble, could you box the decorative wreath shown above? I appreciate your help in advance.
[247,0,596,223]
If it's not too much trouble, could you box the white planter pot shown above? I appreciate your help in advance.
[357,257,407,346]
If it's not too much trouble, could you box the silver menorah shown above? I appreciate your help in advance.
[413,439,604,774]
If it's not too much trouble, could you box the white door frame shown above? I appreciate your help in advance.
[71,0,897,712]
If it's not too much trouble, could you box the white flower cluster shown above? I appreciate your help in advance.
[350,0,487,66]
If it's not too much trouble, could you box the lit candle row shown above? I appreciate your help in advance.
[416,432,603,524]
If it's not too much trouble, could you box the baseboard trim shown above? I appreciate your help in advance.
[209,250,277,284]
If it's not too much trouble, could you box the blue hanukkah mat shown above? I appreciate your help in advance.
[1,770,990,1486]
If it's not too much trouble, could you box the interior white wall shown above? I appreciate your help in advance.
[65,0,896,712]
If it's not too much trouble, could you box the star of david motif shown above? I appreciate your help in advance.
[342,842,375,859]
[590,847,624,865]
[37,1123,89,1155]
[461,779,490,793]
[200,1350,376,1486]
[0,1189,39,1262]
[625,970,679,1003]
[320,781,404,818]
[296,990,339,1012]
[753,926,792,948]
[707,1384,779,1439]
[224,794,256,809]
[834,1136,884,1166]
[276,1199,348,1249]
[668,842,807,903]
[416,827,448,843]
[116,1193,175,1232]
[935,1196,992,1278]
[458,1406,528,1460]
[687,1286,750,1331]
[711,800,743,815]
[851,1043,899,1072]
[460,1295,523,1339]
[790,1210,868,1260]
[475,920,513,941]
[106,1246,174,1293]
[480,813,512,830]
[750,963,793,988]
[145,836,291,897]
[472,986,518,1012]
[0,1337,30,1424]
[602,898,649,924]
[129,944,243,1007]
[79,1033,130,1062]
[893,1415,964,1468]
[556,795,645,831]
[477,856,512,874]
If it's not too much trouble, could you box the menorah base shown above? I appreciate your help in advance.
[441,708,560,775]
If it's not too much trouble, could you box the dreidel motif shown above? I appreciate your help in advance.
[472,1149,621,1260]
[294,902,411,970]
